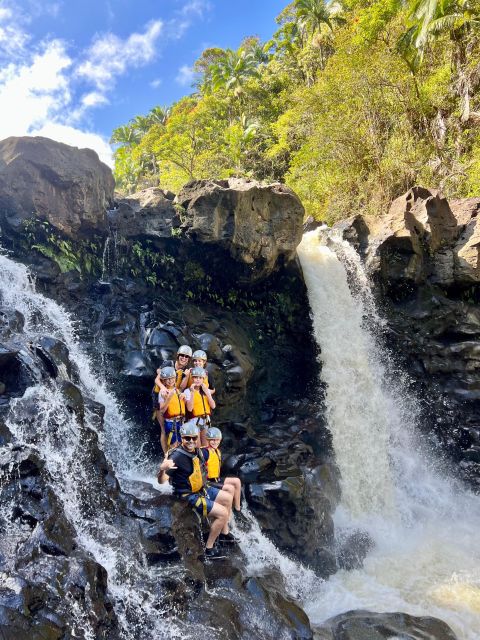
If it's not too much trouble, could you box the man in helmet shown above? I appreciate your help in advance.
[205,427,242,512]
[158,366,185,454]
[183,367,216,446]
[157,421,235,559]
[180,349,216,395]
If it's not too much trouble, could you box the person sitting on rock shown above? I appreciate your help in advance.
[158,366,186,454]
[180,349,215,395]
[205,427,242,513]
[157,421,236,559]
[183,367,216,446]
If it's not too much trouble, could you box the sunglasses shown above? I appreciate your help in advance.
[182,436,197,442]
[178,354,190,359]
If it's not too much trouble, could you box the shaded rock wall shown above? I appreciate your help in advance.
[336,187,480,486]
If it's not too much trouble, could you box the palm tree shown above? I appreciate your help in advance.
[293,0,345,37]
[404,0,480,120]
[131,115,151,136]
[210,48,261,97]
[147,106,170,127]
[110,125,140,147]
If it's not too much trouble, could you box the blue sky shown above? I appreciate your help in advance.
[0,0,287,165]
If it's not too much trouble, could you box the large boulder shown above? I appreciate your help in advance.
[108,187,178,239]
[315,610,457,640]
[0,136,114,236]
[176,178,305,280]
[337,187,480,289]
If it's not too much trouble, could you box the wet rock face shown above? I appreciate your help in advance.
[0,447,118,639]
[0,271,321,639]
[0,136,114,237]
[315,610,458,640]
[176,178,305,281]
[335,188,480,486]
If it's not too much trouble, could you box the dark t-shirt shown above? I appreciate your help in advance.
[166,447,209,493]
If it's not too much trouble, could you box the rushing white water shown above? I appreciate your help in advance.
[295,229,480,639]
[0,253,189,639]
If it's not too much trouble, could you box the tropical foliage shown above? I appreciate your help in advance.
[112,0,480,222]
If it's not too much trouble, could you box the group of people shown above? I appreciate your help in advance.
[154,346,243,560]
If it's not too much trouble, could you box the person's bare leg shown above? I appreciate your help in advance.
[205,503,228,548]
[224,477,241,510]
[215,489,233,534]
[200,429,208,447]
[159,421,167,455]
[219,484,235,520]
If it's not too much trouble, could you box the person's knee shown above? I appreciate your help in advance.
[219,489,233,505]
[223,484,235,496]
[210,503,228,520]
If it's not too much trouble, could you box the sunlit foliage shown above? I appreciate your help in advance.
[112,0,480,222]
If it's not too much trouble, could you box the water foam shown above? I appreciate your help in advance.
[296,230,480,639]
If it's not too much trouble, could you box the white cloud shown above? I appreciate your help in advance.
[0,40,71,136]
[76,20,163,91]
[0,39,113,166]
[180,0,212,17]
[0,6,30,57]
[176,64,195,86]
[150,78,162,89]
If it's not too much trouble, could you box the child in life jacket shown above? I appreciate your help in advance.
[205,427,242,513]
[180,349,215,394]
[183,367,215,446]
[158,366,186,454]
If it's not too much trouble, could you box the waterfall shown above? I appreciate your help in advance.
[295,229,480,639]
[0,253,186,639]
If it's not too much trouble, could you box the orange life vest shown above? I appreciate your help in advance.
[163,389,185,418]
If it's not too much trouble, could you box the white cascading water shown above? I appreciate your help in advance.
[294,229,480,639]
[0,253,188,639]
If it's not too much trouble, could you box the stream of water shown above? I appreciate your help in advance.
[295,230,480,639]
[2,229,480,639]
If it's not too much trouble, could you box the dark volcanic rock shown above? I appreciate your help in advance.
[335,187,480,485]
[108,187,179,238]
[315,610,458,640]
[0,136,113,236]
[176,177,304,281]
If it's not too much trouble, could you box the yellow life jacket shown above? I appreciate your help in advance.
[163,389,185,419]
[185,371,210,389]
[188,456,205,493]
[190,389,211,417]
[207,447,222,480]
[175,367,186,389]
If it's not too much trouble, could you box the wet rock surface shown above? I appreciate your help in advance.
[314,610,458,640]
[0,295,319,639]
[336,187,480,487]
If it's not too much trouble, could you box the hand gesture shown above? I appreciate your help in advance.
[201,383,208,393]
[160,457,177,472]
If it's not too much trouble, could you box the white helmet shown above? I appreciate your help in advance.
[177,345,192,357]
[192,349,207,361]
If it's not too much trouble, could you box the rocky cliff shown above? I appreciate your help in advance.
[336,187,480,487]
